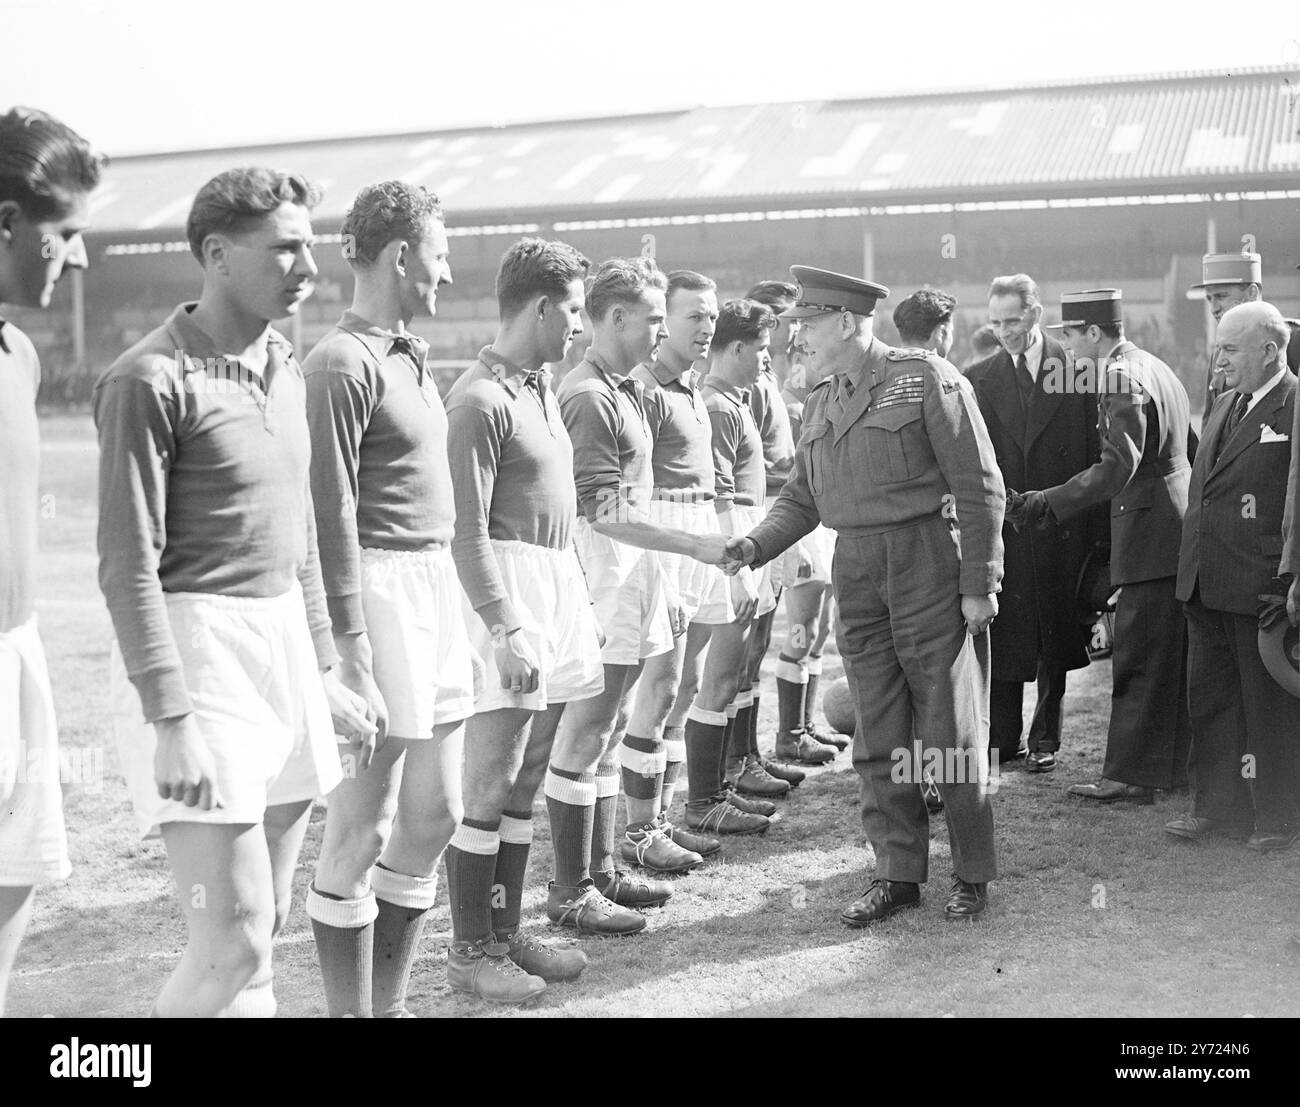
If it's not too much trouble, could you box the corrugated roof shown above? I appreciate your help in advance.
[87,65,1300,234]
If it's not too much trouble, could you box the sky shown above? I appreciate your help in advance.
[5,0,1299,156]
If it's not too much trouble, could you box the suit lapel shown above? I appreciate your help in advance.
[1024,340,1066,452]
[832,339,886,444]
[982,349,1026,447]
[1208,378,1293,479]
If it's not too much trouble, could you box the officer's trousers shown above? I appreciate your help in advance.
[833,517,997,884]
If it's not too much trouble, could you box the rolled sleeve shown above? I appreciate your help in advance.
[94,373,192,722]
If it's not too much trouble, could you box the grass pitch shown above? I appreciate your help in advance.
[9,414,1300,1018]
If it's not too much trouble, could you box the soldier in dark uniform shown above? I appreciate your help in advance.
[1019,290,1195,803]
[724,266,1005,924]
[1191,252,1300,410]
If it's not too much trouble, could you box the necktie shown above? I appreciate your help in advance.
[1225,391,1250,437]
[1015,352,1034,411]
[1216,392,1251,463]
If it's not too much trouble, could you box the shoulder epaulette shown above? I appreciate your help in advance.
[885,346,935,362]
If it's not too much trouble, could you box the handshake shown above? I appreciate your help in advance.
[1005,488,1054,533]
[691,534,758,575]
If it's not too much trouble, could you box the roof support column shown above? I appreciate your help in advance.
[71,266,86,373]
[861,228,874,282]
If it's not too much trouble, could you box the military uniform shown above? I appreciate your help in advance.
[1043,290,1194,792]
[746,268,1005,893]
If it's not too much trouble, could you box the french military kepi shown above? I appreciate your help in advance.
[1046,288,1123,329]
[779,265,890,319]
[1190,251,1261,289]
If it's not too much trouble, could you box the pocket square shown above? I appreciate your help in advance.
[1259,425,1289,443]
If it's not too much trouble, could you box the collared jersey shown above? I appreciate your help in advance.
[701,374,766,507]
[0,319,41,634]
[94,303,337,722]
[445,346,577,616]
[556,350,653,523]
[749,367,795,493]
[303,310,456,635]
[632,357,714,498]
[749,338,1006,596]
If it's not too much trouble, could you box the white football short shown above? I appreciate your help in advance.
[574,517,674,666]
[111,582,343,839]
[0,617,71,886]
[361,546,476,736]
[729,502,778,617]
[465,540,604,712]
[772,524,837,589]
[647,496,734,626]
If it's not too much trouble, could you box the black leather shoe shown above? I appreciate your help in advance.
[944,877,988,919]
[1067,778,1154,804]
[1246,829,1299,853]
[1164,815,1251,841]
[1025,751,1056,773]
[839,879,920,927]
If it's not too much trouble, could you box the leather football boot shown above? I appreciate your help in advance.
[684,794,770,835]
[502,932,588,983]
[722,783,778,818]
[653,811,721,857]
[447,939,547,1003]
[759,756,805,786]
[806,724,849,752]
[774,729,835,765]
[734,755,792,797]
[546,880,646,936]
[592,868,673,908]
[620,821,704,873]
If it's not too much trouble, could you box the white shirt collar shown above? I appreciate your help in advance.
[1243,365,1288,415]
[1021,328,1044,379]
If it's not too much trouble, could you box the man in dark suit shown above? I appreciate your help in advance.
[1168,302,1300,849]
[1021,289,1195,803]
[967,275,1105,774]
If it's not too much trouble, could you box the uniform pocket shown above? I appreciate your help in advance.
[801,421,830,496]
[861,405,924,484]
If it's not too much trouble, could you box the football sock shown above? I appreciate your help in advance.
[492,809,533,941]
[544,766,595,887]
[371,863,439,1018]
[306,884,377,1018]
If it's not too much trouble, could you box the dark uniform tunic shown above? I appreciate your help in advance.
[1043,341,1195,789]
[748,337,1005,884]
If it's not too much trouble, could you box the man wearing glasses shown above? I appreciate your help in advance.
[723,266,1005,925]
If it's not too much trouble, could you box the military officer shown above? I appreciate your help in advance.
[723,266,1005,924]
[1191,251,1300,409]
[1022,290,1195,803]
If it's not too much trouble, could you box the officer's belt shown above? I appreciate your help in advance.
[834,515,947,539]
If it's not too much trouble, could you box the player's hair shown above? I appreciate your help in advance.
[893,288,957,345]
[186,167,322,261]
[496,237,590,318]
[341,181,444,268]
[712,298,778,351]
[666,269,716,308]
[969,323,1001,358]
[0,107,105,220]
[988,273,1041,310]
[746,280,798,313]
[586,256,667,322]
